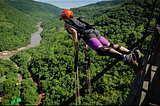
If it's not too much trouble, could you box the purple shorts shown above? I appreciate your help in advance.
[87,36,110,51]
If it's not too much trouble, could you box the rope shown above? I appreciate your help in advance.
[139,0,158,50]
[74,51,81,105]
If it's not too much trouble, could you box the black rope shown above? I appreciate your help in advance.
[139,0,158,50]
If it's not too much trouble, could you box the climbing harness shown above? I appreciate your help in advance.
[65,17,102,44]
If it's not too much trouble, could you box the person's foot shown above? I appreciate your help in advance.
[124,53,139,74]
[132,49,141,62]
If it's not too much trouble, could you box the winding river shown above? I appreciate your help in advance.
[0,21,44,105]
[0,22,43,60]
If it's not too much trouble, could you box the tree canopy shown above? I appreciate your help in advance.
[0,0,63,51]
[1,0,160,105]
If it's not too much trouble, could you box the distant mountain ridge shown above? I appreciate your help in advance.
[71,0,127,21]
[38,2,64,16]
[0,0,37,51]
[3,0,64,21]
[0,0,64,51]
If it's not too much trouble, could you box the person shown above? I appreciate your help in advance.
[60,9,141,74]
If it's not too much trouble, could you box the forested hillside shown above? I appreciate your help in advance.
[28,0,158,105]
[0,59,39,105]
[38,2,63,16]
[3,0,63,21]
[1,0,160,105]
[71,0,127,21]
[94,0,158,50]
[0,0,37,51]
[0,0,63,52]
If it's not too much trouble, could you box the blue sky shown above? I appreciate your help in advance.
[34,0,104,9]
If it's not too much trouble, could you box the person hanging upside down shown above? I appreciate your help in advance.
[60,9,141,74]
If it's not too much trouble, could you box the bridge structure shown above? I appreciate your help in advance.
[124,0,160,105]
[124,26,160,105]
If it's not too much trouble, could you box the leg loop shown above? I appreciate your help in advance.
[115,45,121,51]
[109,43,121,51]
[96,46,124,61]
[96,46,107,56]
[109,43,131,54]
[109,43,114,48]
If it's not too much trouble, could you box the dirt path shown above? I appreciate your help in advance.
[15,56,46,105]
[28,56,46,105]
[0,21,44,105]
[30,77,46,105]
[0,58,45,105]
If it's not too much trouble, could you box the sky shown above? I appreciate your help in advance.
[34,0,104,9]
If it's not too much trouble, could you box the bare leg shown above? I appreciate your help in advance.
[104,46,122,55]
[87,38,125,61]
[107,43,130,54]
[113,44,130,53]
[96,46,124,61]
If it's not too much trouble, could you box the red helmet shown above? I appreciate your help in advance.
[60,9,73,19]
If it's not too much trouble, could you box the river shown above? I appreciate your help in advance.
[0,22,43,60]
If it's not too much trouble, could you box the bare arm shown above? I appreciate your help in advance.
[65,23,79,52]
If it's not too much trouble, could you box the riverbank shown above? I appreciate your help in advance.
[0,47,26,60]
[0,21,44,105]
[0,22,42,60]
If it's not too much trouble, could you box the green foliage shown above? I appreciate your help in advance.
[19,66,31,79]
[1,0,160,105]
[93,0,159,49]
[29,0,157,105]
[6,72,17,79]
[24,22,135,105]
[1,78,39,105]
[71,0,127,22]
[38,2,64,16]
[3,0,63,21]
[0,83,3,93]
[0,59,18,77]
[10,50,31,66]
[0,60,21,105]
[0,0,63,52]
[21,78,39,104]
[3,79,18,93]
[0,57,37,105]
[0,0,37,51]
[10,50,31,78]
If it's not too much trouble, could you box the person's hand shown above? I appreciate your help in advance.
[85,44,88,49]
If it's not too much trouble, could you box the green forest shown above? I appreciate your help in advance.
[71,0,128,21]
[3,0,63,21]
[0,0,63,51]
[0,59,39,105]
[0,0,160,105]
